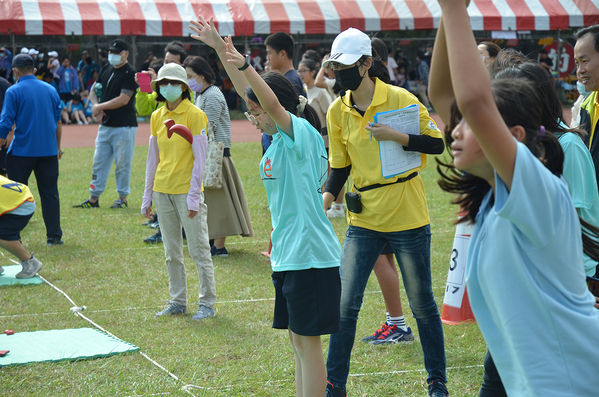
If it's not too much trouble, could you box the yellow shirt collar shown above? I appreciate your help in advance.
[160,98,193,115]
[340,78,386,113]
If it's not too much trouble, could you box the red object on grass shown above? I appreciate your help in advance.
[3,330,14,335]
[164,119,193,144]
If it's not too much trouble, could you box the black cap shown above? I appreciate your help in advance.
[12,54,34,67]
[108,39,128,53]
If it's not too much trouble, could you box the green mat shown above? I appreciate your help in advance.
[0,328,140,367]
[0,265,43,286]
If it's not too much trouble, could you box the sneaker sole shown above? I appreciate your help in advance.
[370,338,414,346]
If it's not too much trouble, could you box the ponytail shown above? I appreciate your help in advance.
[369,37,391,84]
[301,103,321,132]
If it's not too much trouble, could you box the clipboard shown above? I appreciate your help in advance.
[374,104,421,178]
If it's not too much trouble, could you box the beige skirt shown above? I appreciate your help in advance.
[203,156,255,239]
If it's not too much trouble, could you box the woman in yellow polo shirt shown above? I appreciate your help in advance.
[321,29,448,397]
[141,63,216,321]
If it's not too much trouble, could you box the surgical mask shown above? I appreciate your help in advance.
[160,83,183,102]
[577,81,589,97]
[108,53,122,66]
[334,65,365,91]
[0,52,5,59]
[188,78,203,92]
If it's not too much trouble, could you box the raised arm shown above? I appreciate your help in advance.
[223,36,292,137]
[315,54,330,89]
[439,0,517,188]
[189,16,249,101]
[428,17,454,125]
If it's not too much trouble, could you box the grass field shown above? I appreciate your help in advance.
[1,142,487,396]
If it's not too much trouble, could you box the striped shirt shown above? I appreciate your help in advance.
[194,85,232,149]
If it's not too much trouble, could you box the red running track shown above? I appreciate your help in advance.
[61,109,571,149]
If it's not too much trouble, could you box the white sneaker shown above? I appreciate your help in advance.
[84,120,89,125]
[77,121,83,125]
[327,204,346,218]
[16,256,43,279]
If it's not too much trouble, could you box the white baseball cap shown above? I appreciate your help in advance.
[20,47,29,54]
[322,28,371,68]
[48,51,59,58]
[28,48,39,56]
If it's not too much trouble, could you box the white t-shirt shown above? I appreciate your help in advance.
[386,56,398,83]
[306,85,332,131]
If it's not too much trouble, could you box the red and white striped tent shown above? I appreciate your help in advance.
[1,0,598,37]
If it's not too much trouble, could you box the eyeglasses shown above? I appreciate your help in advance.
[297,69,309,74]
[158,80,182,87]
[244,110,267,125]
[328,61,355,71]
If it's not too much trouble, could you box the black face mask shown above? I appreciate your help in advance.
[334,65,364,91]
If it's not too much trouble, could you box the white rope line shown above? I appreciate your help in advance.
[30,274,199,397]
[349,364,483,377]
[0,289,412,319]
[37,274,80,308]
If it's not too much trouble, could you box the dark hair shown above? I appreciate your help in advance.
[164,41,187,64]
[302,49,321,66]
[72,93,81,102]
[438,78,563,224]
[85,57,93,65]
[479,41,502,58]
[494,63,585,140]
[574,25,599,53]
[299,58,318,79]
[14,65,34,74]
[182,56,215,85]
[99,51,107,59]
[489,48,529,77]
[417,51,426,60]
[245,72,320,131]
[367,38,391,84]
[155,85,192,103]
[149,58,163,74]
[63,56,70,62]
[265,32,294,59]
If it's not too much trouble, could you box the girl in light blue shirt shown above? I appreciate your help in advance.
[191,16,341,397]
[430,1,599,395]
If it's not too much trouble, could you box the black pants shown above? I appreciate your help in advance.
[479,349,507,397]
[7,153,62,241]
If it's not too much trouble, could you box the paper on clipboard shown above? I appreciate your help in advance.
[374,104,421,178]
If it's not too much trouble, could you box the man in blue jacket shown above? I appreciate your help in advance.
[0,54,64,246]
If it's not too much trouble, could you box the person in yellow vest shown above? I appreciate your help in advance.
[0,175,42,278]
[574,25,599,192]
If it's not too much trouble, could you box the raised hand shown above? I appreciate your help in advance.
[189,16,226,52]
[224,36,245,69]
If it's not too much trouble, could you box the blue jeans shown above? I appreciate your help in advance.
[90,125,137,198]
[326,225,446,388]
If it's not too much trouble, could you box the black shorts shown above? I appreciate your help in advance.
[0,213,34,241]
[272,267,341,336]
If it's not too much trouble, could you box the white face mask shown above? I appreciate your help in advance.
[108,53,122,66]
